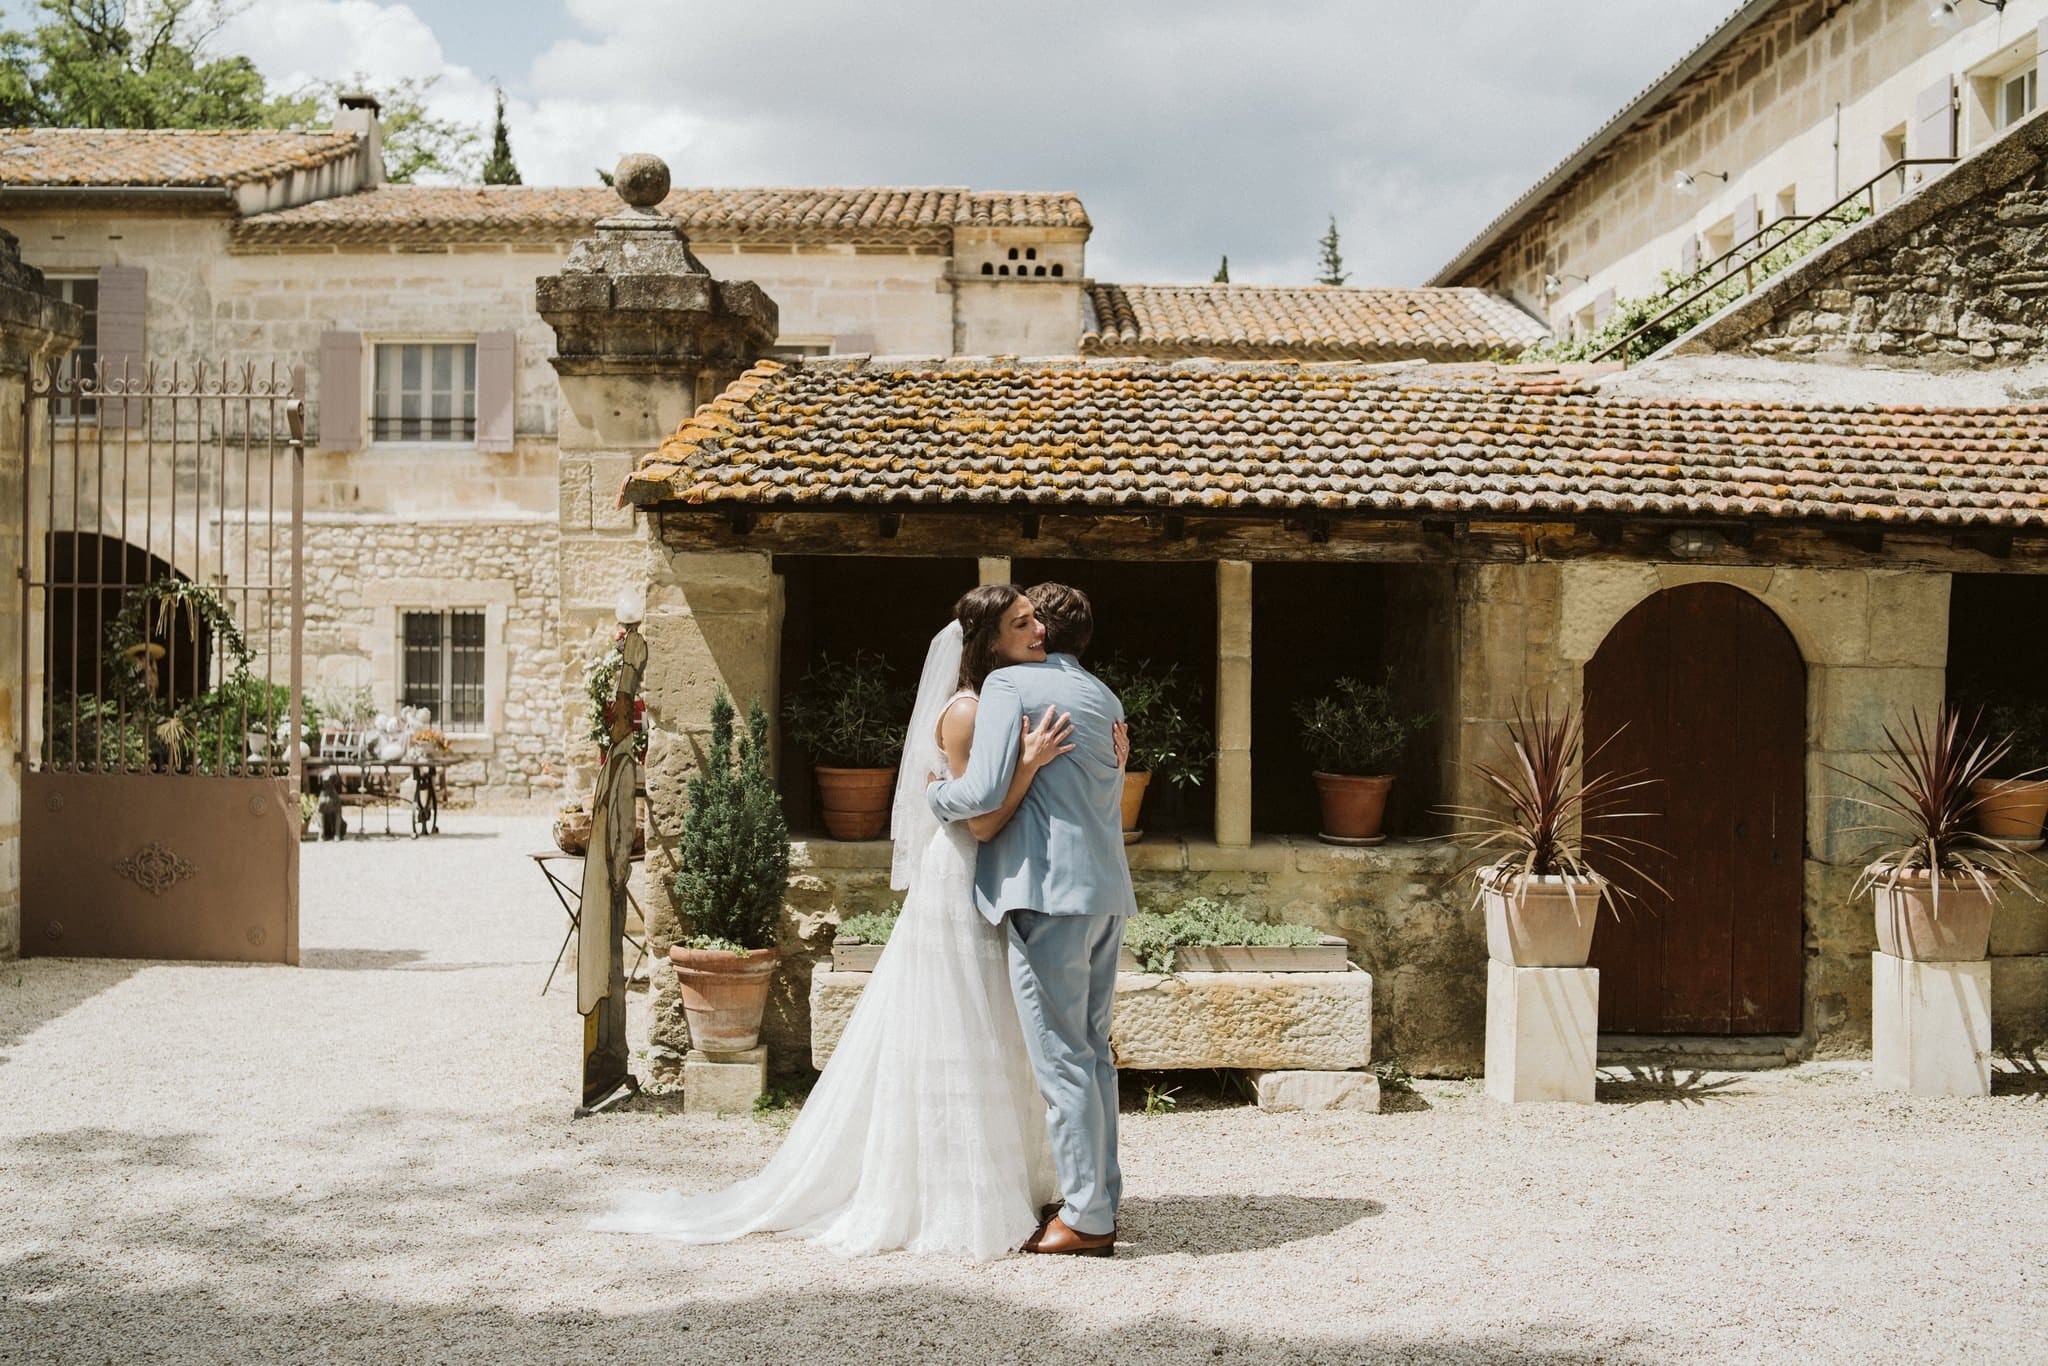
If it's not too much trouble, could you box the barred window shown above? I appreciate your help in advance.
[399,609,486,731]
[372,342,476,442]
[48,276,98,420]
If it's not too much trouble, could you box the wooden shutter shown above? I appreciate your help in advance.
[1732,195,1759,246]
[95,265,146,428]
[1912,75,1957,160]
[317,331,362,451]
[475,330,515,452]
[1681,234,1701,275]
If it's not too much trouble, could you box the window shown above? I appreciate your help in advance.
[372,342,476,442]
[400,609,486,730]
[768,338,832,359]
[47,276,98,420]
[2002,65,2038,128]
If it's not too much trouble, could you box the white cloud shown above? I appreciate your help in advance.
[208,0,1741,283]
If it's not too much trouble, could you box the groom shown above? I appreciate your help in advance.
[928,582,1135,1256]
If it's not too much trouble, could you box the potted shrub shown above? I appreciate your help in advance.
[669,690,790,1053]
[1438,699,1664,968]
[1093,656,1214,843]
[1841,705,2043,963]
[1967,699,2048,851]
[782,651,910,840]
[1294,673,1433,843]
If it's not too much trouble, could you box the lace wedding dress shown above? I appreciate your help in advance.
[593,628,1057,1261]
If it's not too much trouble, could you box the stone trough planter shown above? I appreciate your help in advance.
[810,946,1377,1112]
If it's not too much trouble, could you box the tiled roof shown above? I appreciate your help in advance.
[1082,283,1547,361]
[0,128,361,188]
[230,184,1090,246]
[623,356,2048,529]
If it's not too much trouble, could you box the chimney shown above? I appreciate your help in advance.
[334,91,386,188]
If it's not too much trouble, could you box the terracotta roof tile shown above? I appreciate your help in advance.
[1082,283,1548,361]
[0,128,361,188]
[229,184,1090,247]
[621,356,2048,530]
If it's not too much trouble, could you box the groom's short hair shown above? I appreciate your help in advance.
[1027,582,1093,657]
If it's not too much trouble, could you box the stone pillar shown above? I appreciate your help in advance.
[1872,951,1992,1097]
[1215,560,1252,848]
[538,156,779,1083]
[0,230,82,961]
[1485,960,1599,1104]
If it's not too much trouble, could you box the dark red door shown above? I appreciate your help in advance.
[1584,583,1805,1034]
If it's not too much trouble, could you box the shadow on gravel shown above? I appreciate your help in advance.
[1114,1193,1383,1258]
[1595,1066,1746,1106]
[0,960,142,1070]
[298,948,427,971]
[1993,1049,2047,1100]
[4,1276,1614,1364]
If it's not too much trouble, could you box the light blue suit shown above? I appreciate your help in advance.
[928,653,1135,1237]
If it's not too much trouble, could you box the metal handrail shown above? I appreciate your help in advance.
[1592,155,1957,365]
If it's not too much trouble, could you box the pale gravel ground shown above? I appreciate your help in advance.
[3,813,2047,1365]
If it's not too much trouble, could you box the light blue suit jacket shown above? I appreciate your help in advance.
[927,654,1137,926]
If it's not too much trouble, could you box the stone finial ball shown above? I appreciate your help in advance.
[613,154,670,209]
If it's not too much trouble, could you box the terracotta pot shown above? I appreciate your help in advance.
[1120,770,1152,845]
[1312,772,1395,843]
[668,945,782,1052]
[815,766,896,840]
[1970,777,2048,850]
[1481,872,1606,967]
[552,808,644,857]
[1870,872,1995,962]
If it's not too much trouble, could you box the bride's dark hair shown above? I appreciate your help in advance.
[955,583,1022,691]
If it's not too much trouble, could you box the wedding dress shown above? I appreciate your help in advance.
[593,623,1057,1260]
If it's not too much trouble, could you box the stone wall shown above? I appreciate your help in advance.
[1675,109,2048,363]
[267,515,563,798]
[1451,0,2048,333]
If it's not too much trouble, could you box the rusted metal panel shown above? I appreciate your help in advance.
[22,771,298,962]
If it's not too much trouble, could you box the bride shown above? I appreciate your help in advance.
[594,583,1126,1260]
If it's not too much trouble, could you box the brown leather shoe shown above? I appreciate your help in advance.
[1038,1201,1064,1227]
[1022,1215,1115,1257]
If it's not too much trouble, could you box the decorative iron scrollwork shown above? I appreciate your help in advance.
[112,841,198,897]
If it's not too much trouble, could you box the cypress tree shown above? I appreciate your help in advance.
[1316,215,1348,287]
[481,84,521,185]
[1213,254,1230,283]
[672,691,788,952]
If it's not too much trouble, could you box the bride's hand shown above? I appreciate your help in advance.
[1113,721,1130,771]
[1019,705,1075,773]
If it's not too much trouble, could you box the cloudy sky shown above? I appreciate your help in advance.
[49,0,1745,284]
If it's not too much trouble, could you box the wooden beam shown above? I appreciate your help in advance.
[642,507,2048,573]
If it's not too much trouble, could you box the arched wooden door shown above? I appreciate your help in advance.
[1584,583,1805,1034]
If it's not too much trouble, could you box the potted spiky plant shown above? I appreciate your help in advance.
[1840,705,2043,963]
[1092,655,1214,843]
[782,651,911,840]
[669,690,790,1052]
[1438,699,1664,968]
[1295,673,1434,844]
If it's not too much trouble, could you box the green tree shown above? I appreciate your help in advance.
[672,691,789,953]
[0,0,269,128]
[1316,214,1348,286]
[1212,254,1230,283]
[479,83,519,185]
[262,74,480,183]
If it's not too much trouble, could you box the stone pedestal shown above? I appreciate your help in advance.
[1484,959,1598,1104]
[1872,951,1991,1097]
[683,1045,768,1115]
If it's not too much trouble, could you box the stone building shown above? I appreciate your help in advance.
[2,119,1543,799]
[1434,0,2048,342]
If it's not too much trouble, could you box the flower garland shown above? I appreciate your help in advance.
[584,628,648,761]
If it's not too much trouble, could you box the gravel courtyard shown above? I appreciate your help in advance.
[3,812,2046,1364]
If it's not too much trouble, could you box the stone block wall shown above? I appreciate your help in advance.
[1678,110,2048,363]
[0,368,22,958]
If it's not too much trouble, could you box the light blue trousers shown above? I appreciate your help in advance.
[1005,909,1125,1237]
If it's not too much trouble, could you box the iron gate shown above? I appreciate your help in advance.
[20,361,304,963]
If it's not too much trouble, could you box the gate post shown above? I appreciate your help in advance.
[538,157,778,1097]
[0,230,81,961]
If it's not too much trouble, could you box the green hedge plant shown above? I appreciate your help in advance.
[673,691,790,954]
[1294,672,1433,776]
[1091,654,1214,790]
